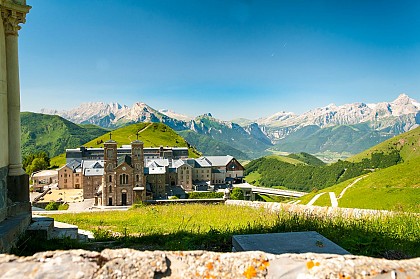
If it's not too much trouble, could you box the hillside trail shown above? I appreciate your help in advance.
[329,192,338,207]
[337,175,368,199]
[329,175,367,207]
[306,175,368,207]
[307,192,327,206]
[128,123,153,142]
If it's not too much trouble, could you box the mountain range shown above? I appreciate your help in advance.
[40,94,420,160]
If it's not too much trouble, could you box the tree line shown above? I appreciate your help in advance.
[245,151,401,192]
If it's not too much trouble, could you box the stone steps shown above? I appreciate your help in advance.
[27,216,94,242]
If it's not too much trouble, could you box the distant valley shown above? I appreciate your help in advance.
[40,94,420,160]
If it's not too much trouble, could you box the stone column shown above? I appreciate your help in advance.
[1,5,29,176]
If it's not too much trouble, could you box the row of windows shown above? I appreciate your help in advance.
[108,174,141,184]
[62,173,80,178]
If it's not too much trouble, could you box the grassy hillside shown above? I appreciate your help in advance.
[83,122,199,156]
[245,149,401,192]
[339,158,420,212]
[298,157,420,212]
[21,112,109,158]
[348,126,420,163]
[265,155,305,165]
[287,152,326,166]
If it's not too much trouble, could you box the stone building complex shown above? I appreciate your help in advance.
[0,0,31,252]
[58,140,244,206]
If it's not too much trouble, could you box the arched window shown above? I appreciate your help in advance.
[119,174,129,185]
[136,174,139,182]
[109,175,112,183]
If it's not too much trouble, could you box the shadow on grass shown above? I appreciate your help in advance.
[12,212,420,260]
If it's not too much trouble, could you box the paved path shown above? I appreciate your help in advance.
[306,175,367,207]
[337,176,367,199]
[307,192,326,206]
[329,192,338,207]
[128,123,153,141]
[67,198,95,211]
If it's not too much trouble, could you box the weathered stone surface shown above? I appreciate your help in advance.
[0,250,101,279]
[0,249,418,278]
[97,249,169,278]
[0,212,31,253]
[233,231,350,255]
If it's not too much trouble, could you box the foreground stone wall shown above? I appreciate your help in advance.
[0,249,419,278]
[225,200,402,218]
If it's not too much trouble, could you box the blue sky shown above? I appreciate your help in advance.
[19,0,420,120]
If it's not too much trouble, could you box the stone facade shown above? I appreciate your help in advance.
[82,174,102,199]
[146,173,166,198]
[176,162,193,191]
[57,164,81,189]
[100,140,146,206]
[31,170,58,192]
[0,0,31,253]
[61,142,244,204]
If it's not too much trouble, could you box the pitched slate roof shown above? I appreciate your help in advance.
[59,160,81,172]
[81,160,104,169]
[84,168,104,176]
[172,159,191,169]
[194,157,212,168]
[201,156,234,167]
[145,159,169,167]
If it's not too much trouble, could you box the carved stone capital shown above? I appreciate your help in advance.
[1,8,26,36]
[1,0,31,36]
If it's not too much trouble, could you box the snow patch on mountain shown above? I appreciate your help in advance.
[259,94,419,129]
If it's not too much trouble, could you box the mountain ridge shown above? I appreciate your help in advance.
[40,94,420,159]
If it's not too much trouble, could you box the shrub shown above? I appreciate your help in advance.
[45,201,59,211]
[58,203,69,210]
[230,188,244,200]
[130,201,147,209]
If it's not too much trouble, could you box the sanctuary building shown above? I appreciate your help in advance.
[58,140,244,206]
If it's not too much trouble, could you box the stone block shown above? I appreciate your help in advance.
[0,212,31,253]
[232,231,350,255]
[26,216,54,240]
[7,173,30,203]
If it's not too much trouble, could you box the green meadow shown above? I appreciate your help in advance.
[39,203,420,259]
